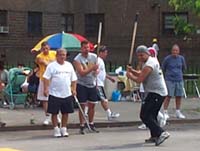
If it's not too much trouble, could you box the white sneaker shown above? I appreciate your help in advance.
[159,118,167,127]
[138,123,147,130]
[155,131,170,146]
[163,112,170,120]
[157,112,166,127]
[43,116,51,125]
[54,127,61,137]
[176,111,186,119]
[60,127,69,137]
[107,112,120,120]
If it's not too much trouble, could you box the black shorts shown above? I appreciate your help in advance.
[97,86,107,101]
[47,95,75,114]
[77,84,98,104]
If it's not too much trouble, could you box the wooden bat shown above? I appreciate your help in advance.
[96,22,102,58]
[128,12,139,65]
[95,22,102,86]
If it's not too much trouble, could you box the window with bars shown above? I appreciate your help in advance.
[162,12,188,34]
[0,10,7,26]
[28,11,42,35]
[85,14,104,37]
[61,14,74,33]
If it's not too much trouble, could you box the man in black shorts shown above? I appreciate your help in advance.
[43,48,77,137]
[74,41,99,134]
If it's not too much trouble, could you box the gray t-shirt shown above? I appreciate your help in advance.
[143,57,168,96]
[74,52,97,88]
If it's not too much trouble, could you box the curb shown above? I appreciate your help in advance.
[1,119,200,132]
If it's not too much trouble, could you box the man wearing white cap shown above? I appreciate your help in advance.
[127,45,170,146]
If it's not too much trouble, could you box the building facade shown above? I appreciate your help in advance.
[0,0,200,68]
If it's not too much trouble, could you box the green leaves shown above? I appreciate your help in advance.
[173,15,196,35]
[169,0,199,35]
[169,0,200,15]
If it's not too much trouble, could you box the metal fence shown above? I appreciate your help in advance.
[105,61,200,97]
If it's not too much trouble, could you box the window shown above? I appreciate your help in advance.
[0,10,8,26]
[61,14,74,33]
[162,12,188,34]
[28,12,42,35]
[85,14,104,37]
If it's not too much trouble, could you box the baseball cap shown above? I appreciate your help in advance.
[148,47,157,57]
[136,45,149,55]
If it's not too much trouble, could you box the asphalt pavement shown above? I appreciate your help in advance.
[0,97,200,131]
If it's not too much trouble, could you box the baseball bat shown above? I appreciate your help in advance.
[128,12,139,65]
[74,96,92,131]
[96,22,102,58]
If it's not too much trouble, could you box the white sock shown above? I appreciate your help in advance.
[176,109,180,113]
[85,106,88,114]
[164,110,168,114]
[106,109,112,116]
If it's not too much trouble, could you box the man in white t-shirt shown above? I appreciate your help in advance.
[43,48,77,137]
[97,46,120,120]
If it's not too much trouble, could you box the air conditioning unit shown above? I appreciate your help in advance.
[0,26,9,33]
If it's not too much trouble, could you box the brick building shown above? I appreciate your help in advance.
[0,0,200,68]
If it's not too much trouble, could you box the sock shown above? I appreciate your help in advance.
[106,109,112,116]
[84,106,88,114]
[163,110,168,114]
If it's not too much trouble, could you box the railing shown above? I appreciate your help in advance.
[105,62,200,97]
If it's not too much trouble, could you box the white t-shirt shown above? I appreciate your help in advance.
[97,57,106,87]
[143,57,168,96]
[43,61,77,98]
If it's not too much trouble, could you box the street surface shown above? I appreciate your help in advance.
[0,123,200,151]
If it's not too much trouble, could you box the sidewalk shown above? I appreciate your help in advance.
[0,98,200,131]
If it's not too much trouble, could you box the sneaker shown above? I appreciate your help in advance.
[155,131,170,146]
[163,112,170,120]
[107,112,120,120]
[145,137,157,143]
[79,126,85,135]
[138,123,147,130]
[54,127,62,137]
[60,127,69,137]
[0,122,6,127]
[159,118,167,127]
[176,111,186,119]
[89,124,99,133]
[85,113,88,117]
[43,116,51,126]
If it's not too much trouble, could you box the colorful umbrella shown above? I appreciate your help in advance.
[31,32,94,52]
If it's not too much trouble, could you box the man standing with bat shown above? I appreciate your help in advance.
[126,45,170,146]
[73,40,99,135]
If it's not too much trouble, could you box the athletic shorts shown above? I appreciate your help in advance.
[76,84,98,104]
[37,79,48,101]
[47,95,74,114]
[97,86,108,101]
[165,80,184,97]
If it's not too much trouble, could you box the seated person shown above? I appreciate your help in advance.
[21,65,39,105]
[21,64,39,93]
[0,61,7,127]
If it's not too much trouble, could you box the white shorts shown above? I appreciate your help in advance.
[37,79,49,101]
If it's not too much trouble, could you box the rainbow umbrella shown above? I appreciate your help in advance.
[31,32,94,52]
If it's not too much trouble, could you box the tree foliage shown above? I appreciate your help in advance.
[169,0,200,35]
[169,0,200,16]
